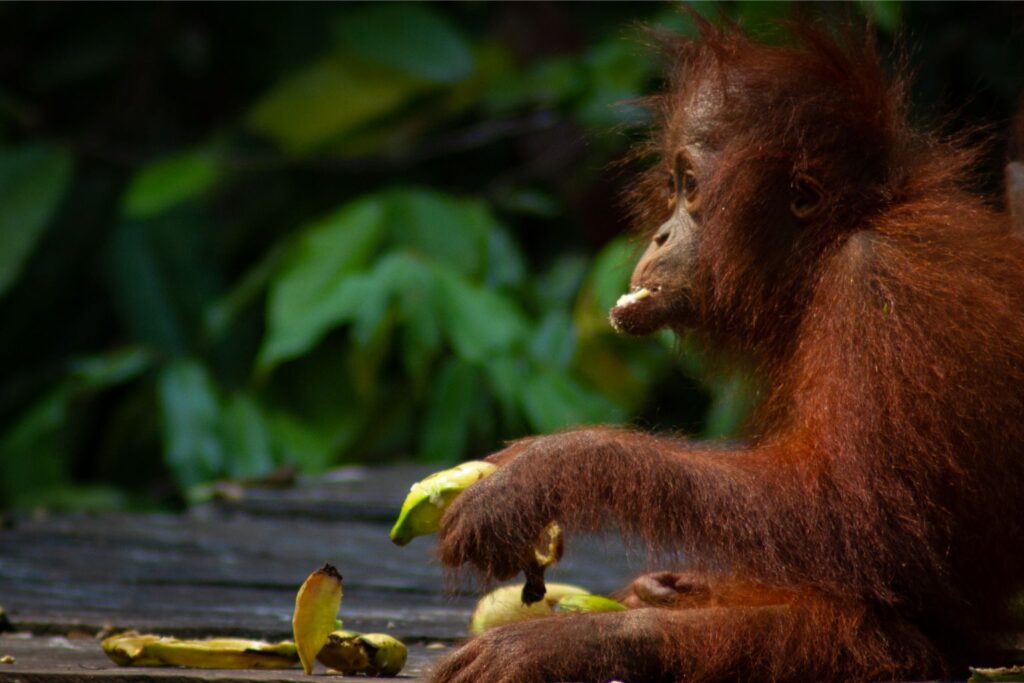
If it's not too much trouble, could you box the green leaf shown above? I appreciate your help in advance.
[157,360,224,489]
[735,1,794,38]
[484,225,527,289]
[529,311,576,370]
[419,358,477,463]
[587,237,636,312]
[575,236,636,340]
[493,187,561,219]
[393,257,442,381]
[0,144,72,299]
[536,253,588,310]
[68,347,153,390]
[220,393,275,479]
[260,198,385,368]
[702,374,754,439]
[334,3,473,84]
[579,39,654,128]
[266,410,336,474]
[107,206,220,355]
[122,148,219,219]
[248,56,426,154]
[106,219,187,354]
[434,269,528,363]
[205,239,290,341]
[386,189,492,278]
[485,356,527,428]
[520,368,627,433]
[857,0,902,32]
[0,385,73,505]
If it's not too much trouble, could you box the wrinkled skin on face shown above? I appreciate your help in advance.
[609,76,829,342]
[609,86,719,336]
[608,150,705,336]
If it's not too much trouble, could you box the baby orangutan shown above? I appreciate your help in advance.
[430,18,1024,683]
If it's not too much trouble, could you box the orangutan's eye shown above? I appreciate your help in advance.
[683,171,699,210]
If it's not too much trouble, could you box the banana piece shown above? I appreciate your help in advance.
[101,632,298,669]
[469,582,589,635]
[554,594,626,613]
[969,666,1024,682]
[390,460,497,545]
[317,630,407,677]
[521,521,563,604]
[533,522,563,567]
[469,584,626,634]
[292,563,343,674]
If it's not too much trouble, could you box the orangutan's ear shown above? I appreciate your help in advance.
[790,172,826,221]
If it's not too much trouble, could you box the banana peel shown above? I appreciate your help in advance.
[103,563,407,676]
[292,563,343,674]
[317,630,407,677]
[390,460,497,545]
[101,630,408,676]
[101,633,298,669]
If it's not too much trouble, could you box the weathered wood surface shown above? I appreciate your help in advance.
[0,464,1013,682]
[0,465,644,682]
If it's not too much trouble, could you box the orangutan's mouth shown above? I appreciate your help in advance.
[609,285,663,335]
[614,286,657,309]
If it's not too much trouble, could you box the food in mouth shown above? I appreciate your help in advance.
[610,286,664,335]
[615,287,651,308]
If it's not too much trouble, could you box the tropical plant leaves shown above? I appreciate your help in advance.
[247,56,427,154]
[0,144,72,299]
[419,358,478,462]
[260,199,385,367]
[333,3,473,84]
[122,148,220,219]
[158,360,225,489]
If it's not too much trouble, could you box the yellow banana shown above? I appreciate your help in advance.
[390,460,497,545]
[317,630,408,677]
[292,563,343,674]
[469,583,626,634]
[469,582,588,635]
[101,632,298,669]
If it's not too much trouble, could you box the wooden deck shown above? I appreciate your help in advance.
[0,464,1015,681]
[0,465,644,682]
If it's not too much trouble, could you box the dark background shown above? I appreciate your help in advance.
[0,2,1021,511]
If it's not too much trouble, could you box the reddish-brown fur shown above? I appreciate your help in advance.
[429,18,1024,683]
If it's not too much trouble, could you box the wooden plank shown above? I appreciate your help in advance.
[0,466,994,681]
[0,632,444,682]
[0,464,647,683]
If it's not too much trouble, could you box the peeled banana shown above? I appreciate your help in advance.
[317,630,407,677]
[469,583,626,634]
[555,593,627,614]
[101,633,298,669]
[292,563,343,674]
[390,460,497,545]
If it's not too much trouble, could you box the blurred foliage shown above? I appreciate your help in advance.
[0,2,1021,510]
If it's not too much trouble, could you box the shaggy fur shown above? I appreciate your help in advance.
[429,18,1024,683]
